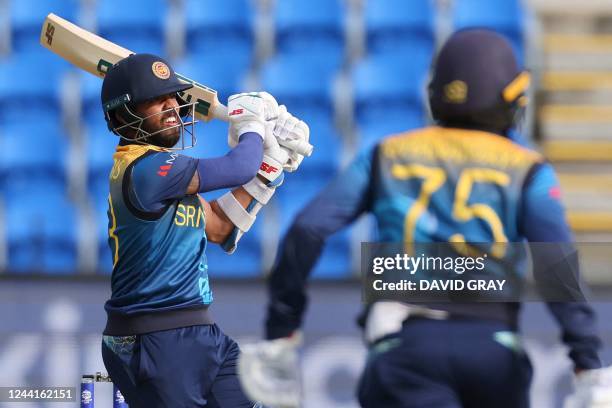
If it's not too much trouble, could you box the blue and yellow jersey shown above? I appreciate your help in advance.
[267,126,601,369]
[371,127,542,249]
[104,144,212,318]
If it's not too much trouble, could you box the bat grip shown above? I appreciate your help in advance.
[213,103,313,157]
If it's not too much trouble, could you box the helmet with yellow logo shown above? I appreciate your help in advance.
[101,53,198,149]
[428,29,530,135]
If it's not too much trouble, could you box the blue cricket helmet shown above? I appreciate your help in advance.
[100,53,197,149]
[428,29,530,134]
[101,53,192,112]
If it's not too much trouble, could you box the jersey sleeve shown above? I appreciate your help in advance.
[130,152,198,213]
[519,162,572,242]
[265,147,376,340]
[520,162,602,369]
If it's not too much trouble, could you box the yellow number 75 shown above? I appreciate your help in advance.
[391,164,510,258]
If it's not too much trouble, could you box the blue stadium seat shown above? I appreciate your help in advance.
[358,110,426,150]
[260,54,342,174]
[352,55,429,147]
[85,120,119,195]
[81,73,105,123]
[5,192,79,274]
[182,119,229,160]
[274,181,352,279]
[205,217,263,278]
[0,121,69,195]
[275,0,344,63]
[260,54,338,108]
[311,230,351,278]
[452,0,526,61]
[173,53,249,105]
[365,0,436,58]
[185,0,254,60]
[10,0,79,52]
[96,0,167,55]
[0,52,68,122]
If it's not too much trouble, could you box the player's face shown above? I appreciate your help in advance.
[136,94,181,147]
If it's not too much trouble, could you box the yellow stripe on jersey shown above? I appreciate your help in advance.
[381,127,542,170]
[108,194,120,267]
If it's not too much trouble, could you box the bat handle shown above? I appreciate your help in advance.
[212,103,313,157]
[212,103,229,121]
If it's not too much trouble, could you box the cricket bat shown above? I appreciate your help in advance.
[39,13,313,156]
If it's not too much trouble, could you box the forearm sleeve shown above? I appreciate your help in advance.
[196,132,263,193]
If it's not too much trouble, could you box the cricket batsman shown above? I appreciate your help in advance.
[97,53,309,407]
[240,30,610,407]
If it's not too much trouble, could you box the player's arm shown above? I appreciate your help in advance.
[519,162,602,371]
[127,133,263,215]
[199,184,261,244]
[266,147,376,339]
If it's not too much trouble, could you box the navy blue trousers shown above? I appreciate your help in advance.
[358,318,533,408]
[101,324,255,408]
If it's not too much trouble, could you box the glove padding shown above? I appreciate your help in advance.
[564,366,612,408]
[238,333,302,408]
[258,121,289,185]
[270,106,311,172]
[228,92,280,148]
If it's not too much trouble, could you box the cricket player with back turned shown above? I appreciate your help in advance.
[240,29,611,408]
[97,53,309,407]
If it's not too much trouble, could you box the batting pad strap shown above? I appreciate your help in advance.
[243,177,276,205]
[217,192,255,232]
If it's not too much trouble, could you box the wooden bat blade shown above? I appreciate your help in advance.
[39,13,226,121]
[38,14,312,155]
[40,13,131,77]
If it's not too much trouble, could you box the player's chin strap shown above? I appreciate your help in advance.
[217,154,284,254]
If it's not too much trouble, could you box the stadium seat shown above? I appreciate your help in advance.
[260,54,338,108]
[274,181,352,279]
[173,53,249,105]
[184,0,254,60]
[452,0,526,60]
[364,0,436,58]
[184,119,229,160]
[10,0,79,52]
[80,73,105,123]
[358,112,426,151]
[96,0,167,56]
[0,121,69,195]
[352,55,429,147]
[274,0,345,64]
[260,54,342,174]
[5,192,79,274]
[0,52,68,122]
[85,120,119,195]
[205,218,263,278]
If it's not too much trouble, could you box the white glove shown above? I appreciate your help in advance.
[227,92,279,148]
[564,366,612,408]
[258,121,289,185]
[270,106,311,172]
[238,333,302,408]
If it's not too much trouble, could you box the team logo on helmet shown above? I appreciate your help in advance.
[151,61,170,79]
[443,80,468,104]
